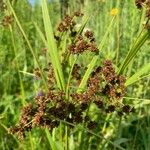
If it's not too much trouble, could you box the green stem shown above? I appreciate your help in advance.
[9,25,26,105]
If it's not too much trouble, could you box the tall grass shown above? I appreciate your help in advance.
[0,0,150,150]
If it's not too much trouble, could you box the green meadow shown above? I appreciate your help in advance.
[0,0,150,149]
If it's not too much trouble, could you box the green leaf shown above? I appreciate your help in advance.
[7,0,48,91]
[114,138,129,145]
[45,128,57,150]
[77,17,116,92]
[77,55,99,92]
[118,30,150,74]
[42,0,65,91]
[125,62,150,86]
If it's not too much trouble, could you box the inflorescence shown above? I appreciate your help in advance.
[10,11,134,138]
[0,1,13,27]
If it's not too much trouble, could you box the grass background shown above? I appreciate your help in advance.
[0,0,150,149]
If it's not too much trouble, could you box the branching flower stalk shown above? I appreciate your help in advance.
[8,0,150,143]
[9,11,135,139]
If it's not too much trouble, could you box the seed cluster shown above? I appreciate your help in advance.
[1,15,13,27]
[10,59,134,138]
[68,31,98,54]
[57,12,98,54]
[0,2,13,27]
[57,11,83,33]
[10,11,134,138]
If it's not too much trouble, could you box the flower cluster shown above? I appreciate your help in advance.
[101,60,126,100]
[56,12,99,61]
[0,2,13,27]
[1,15,13,27]
[110,8,119,16]
[57,12,98,52]
[10,59,134,138]
[68,31,98,54]
[135,0,146,9]
[10,11,134,138]
[57,11,83,33]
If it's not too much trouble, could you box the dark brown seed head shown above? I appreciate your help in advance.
[94,100,103,108]
[106,105,115,113]
[80,102,88,111]
[135,0,145,9]
[84,30,94,39]
[2,15,13,27]
[73,112,83,123]
[87,121,97,130]
[122,105,131,113]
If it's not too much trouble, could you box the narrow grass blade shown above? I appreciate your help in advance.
[7,0,48,91]
[45,128,57,150]
[77,17,116,92]
[0,123,19,145]
[53,118,125,150]
[42,0,65,91]
[34,22,47,46]
[9,26,26,105]
[19,71,35,77]
[125,62,150,86]
[76,15,90,38]
[77,55,99,92]
[66,56,77,98]
[118,30,150,74]
[123,96,150,101]
[98,16,115,51]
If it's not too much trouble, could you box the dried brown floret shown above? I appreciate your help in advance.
[68,44,77,54]
[135,0,145,9]
[84,30,94,39]
[68,28,98,54]
[2,15,13,27]
[87,121,97,130]
[33,68,41,78]
[94,100,103,108]
[106,105,116,113]
[73,112,83,123]
[10,11,132,139]
[80,102,88,111]
[122,105,131,113]
[57,14,75,32]
[88,43,99,53]
[33,112,44,126]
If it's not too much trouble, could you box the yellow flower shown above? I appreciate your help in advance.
[110,8,118,16]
